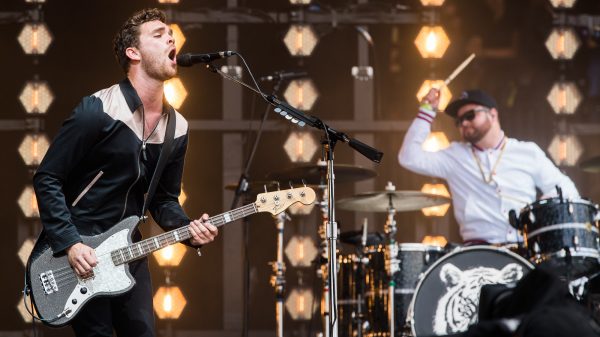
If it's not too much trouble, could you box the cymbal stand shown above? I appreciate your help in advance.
[317,182,332,337]
[269,211,290,337]
[354,219,370,337]
[324,142,340,337]
[383,182,399,337]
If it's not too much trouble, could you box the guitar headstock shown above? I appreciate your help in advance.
[255,186,316,215]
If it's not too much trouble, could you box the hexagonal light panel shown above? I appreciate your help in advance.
[18,185,39,218]
[19,80,54,114]
[158,0,180,3]
[18,22,53,55]
[18,238,36,267]
[170,24,186,53]
[414,26,450,59]
[420,0,445,5]
[285,236,318,267]
[548,134,583,166]
[547,81,582,115]
[164,77,187,109]
[545,27,580,60]
[421,183,451,217]
[152,243,187,267]
[283,24,318,57]
[422,131,450,152]
[153,285,187,319]
[19,133,50,166]
[284,79,319,111]
[422,235,448,247]
[285,288,314,320]
[416,79,453,111]
[179,186,187,206]
[549,0,577,8]
[290,0,312,4]
[284,131,318,163]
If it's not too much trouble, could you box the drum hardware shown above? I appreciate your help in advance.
[268,211,290,337]
[382,182,400,337]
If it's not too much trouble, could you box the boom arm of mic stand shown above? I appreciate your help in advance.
[266,95,383,163]
[206,63,384,164]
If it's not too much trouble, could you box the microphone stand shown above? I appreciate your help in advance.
[230,76,284,337]
[203,61,384,337]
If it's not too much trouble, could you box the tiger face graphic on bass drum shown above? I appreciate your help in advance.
[432,263,525,334]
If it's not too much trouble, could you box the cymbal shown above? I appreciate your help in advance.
[224,180,280,192]
[337,190,451,212]
[339,230,385,246]
[580,156,600,173]
[266,163,376,185]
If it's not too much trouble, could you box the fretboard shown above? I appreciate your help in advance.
[111,203,258,265]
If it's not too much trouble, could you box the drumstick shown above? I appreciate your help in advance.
[439,53,476,89]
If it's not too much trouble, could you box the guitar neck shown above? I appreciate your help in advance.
[111,203,258,265]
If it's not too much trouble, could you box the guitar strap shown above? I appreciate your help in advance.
[140,106,176,218]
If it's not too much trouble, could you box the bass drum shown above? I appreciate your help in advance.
[407,246,534,336]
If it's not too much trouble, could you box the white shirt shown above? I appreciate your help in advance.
[398,109,580,243]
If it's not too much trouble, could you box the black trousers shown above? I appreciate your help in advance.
[71,259,155,337]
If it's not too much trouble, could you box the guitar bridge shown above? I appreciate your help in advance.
[40,270,59,294]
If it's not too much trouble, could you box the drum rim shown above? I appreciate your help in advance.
[521,198,599,213]
[407,245,534,337]
[397,243,445,252]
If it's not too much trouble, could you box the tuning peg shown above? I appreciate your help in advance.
[302,179,307,187]
[264,185,268,193]
[276,181,281,191]
[289,181,294,189]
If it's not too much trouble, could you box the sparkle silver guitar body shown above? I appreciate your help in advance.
[26,216,139,327]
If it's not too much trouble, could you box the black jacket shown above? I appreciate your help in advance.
[33,79,191,254]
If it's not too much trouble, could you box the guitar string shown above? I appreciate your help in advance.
[49,204,260,286]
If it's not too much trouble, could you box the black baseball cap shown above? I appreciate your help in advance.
[445,89,497,118]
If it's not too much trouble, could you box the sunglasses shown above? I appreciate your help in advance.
[454,108,489,126]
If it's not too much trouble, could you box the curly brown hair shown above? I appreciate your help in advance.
[113,8,166,73]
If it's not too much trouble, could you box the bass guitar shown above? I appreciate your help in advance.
[26,186,315,327]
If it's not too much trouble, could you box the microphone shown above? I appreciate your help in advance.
[260,71,308,82]
[176,51,235,67]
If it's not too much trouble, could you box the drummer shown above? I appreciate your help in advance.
[398,88,580,245]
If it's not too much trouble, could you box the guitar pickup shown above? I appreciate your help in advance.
[40,270,59,294]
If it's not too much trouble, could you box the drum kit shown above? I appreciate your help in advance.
[230,160,600,337]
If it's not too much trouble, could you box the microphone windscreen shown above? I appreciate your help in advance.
[176,54,193,67]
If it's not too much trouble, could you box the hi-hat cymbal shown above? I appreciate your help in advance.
[266,163,376,185]
[580,156,600,173]
[337,190,451,212]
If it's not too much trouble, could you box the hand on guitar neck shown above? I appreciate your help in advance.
[188,213,218,246]
[66,214,217,277]
[67,242,97,278]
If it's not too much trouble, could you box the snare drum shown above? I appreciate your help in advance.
[408,246,533,336]
[520,197,600,277]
